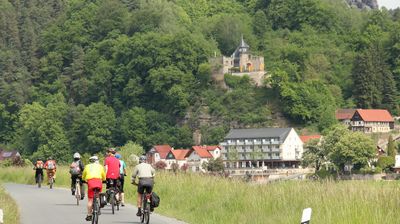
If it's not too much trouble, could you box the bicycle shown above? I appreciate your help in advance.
[48,171,55,189]
[91,187,101,224]
[75,178,81,205]
[133,181,152,224]
[107,179,120,214]
[35,170,43,188]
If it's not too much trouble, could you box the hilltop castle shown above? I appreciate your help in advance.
[210,36,266,86]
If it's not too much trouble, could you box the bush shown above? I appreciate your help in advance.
[377,156,394,171]
[155,161,167,170]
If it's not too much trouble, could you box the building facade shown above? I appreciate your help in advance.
[220,128,304,170]
[350,109,394,133]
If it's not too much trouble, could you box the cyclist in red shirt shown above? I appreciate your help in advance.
[104,148,120,200]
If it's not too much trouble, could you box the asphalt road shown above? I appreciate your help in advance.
[4,183,188,224]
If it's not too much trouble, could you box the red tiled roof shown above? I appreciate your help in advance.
[300,135,321,143]
[355,109,394,122]
[153,145,173,159]
[191,146,213,158]
[171,149,190,160]
[336,109,356,120]
[204,145,220,151]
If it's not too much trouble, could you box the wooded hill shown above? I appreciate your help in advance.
[1,0,399,161]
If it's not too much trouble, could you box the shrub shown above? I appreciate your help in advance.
[377,156,394,172]
[155,161,167,170]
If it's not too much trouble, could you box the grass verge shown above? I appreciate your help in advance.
[1,166,400,224]
[0,185,19,224]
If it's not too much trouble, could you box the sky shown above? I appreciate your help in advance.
[377,0,400,9]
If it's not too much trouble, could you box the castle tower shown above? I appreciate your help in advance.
[232,35,251,72]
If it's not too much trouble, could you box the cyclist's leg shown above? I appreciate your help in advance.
[119,175,125,205]
[136,183,145,216]
[79,176,85,199]
[86,179,102,220]
[71,175,76,195]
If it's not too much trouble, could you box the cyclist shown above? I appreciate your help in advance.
[82,156,106,222]
[44,157,57,185]
[131,155,155,216]
[115,153,127,206]
[33,158,44,184]
[104,148,120,201]
[70,152,85,199]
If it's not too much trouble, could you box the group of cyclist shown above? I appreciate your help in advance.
[33,147,155,222]
[33,157,57,185]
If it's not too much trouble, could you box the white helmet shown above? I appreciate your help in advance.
[89,156,98,163]
[73,152,81,159]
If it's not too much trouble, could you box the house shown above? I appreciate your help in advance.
[335,109,356,125]
[220,128,304,170]
[186,146,215,172]
[210,36,265,86]
[165,149,190,169]
[350,109,394,133]
[147,145,173,165]
[0,149,21,161]
[300,135,322,144]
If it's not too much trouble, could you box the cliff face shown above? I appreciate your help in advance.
[346,0,379,9]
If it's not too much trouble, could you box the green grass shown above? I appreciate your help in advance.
[0,185,19,224]
[1,166,400,223]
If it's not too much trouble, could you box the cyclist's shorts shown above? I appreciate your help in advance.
[88,178,103,199]
[138,178,154,194]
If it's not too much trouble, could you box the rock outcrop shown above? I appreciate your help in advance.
[346,0,379,9]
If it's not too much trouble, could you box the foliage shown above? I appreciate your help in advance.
[377,156,394,171]
[301,138,325,171]
[118,141,144,167]
[322,125,376,172]
[204,158,225,172]
[155,160,167,170]
[387,135,396,157]
[2,0,400,162]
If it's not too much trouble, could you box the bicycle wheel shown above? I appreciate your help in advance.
[116,192,120,211]
[92,198,98,224]
[110,192,115,214]
[144,201,150,224]
[49,177,53,189]
[75,182,81,205]
[38,174,42,188]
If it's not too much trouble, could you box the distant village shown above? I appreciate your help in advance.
[146,108,398,181]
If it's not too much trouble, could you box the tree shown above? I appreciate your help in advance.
[301,138,325,171]
[323,125,376,172]
[206,158,225,172]
[387,135,396,158]
[119,141,145,166]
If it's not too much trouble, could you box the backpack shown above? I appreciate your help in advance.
[47,160,55,170]
[69,161,81,175]
[36,161,44,169]
[151,192,160,208]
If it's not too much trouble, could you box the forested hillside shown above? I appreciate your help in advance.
[1,0,399,161]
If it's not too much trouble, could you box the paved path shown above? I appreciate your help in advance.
[4,183,187,224]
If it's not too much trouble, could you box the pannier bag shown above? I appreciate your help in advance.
[99,193,107,208]
[151,192,160,208]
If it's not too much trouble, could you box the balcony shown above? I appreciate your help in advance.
[220,142,227,146]
[254,141,262,145]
